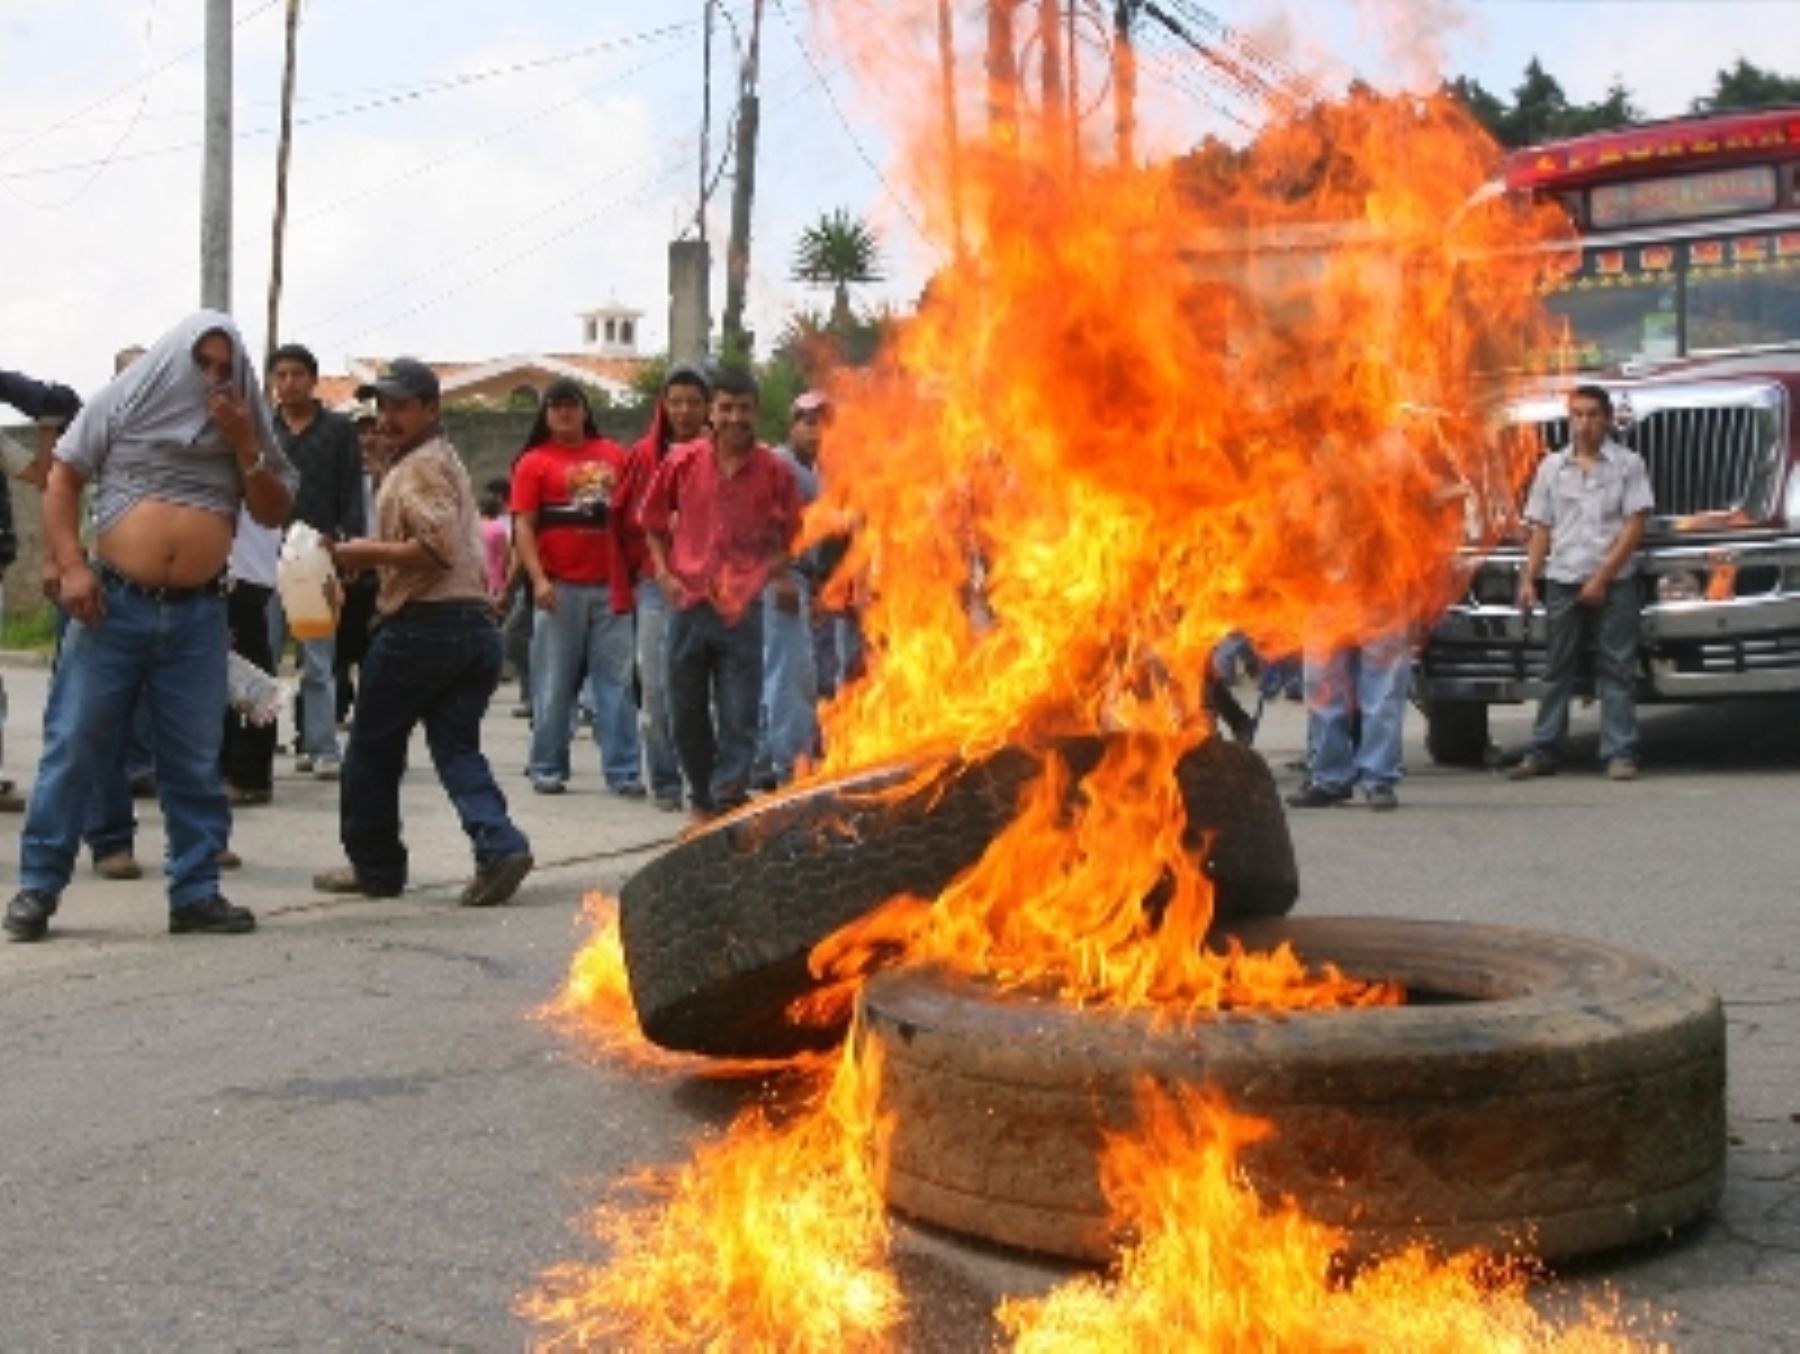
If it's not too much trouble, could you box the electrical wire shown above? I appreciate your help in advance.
[0,16,706,184]
[0,0,282,162]
[769,0,928,243]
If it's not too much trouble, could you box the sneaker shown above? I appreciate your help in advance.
[653,793,685,813]
[530,778,566,796]
[169,895,256,935]
[295,754,315,774]
[228,784,272,807]
[313,759,342,782]
[216,848,243,870]
[460,852,533,908]
[0,780,24,814]
[1365,785,1399,812]
[1607,759,1639,782]
[511,703,532,719]
[93,851,143,881]
[1506,755,1556,780]
[4,890,57,942]
[130,772,157,799]
[312,866,402,898]
[1285,781,1352,809]
[610,782,648,800]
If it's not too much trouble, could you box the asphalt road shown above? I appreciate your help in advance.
[0,658,1794,1351]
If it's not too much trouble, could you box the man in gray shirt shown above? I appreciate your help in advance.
[1509,384,1654,781]
[6,311,296,942]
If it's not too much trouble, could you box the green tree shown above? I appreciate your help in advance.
[1693,58,1800,113]
[792,209,886,331]
[1503,58,1570,148]
[1444,75,1508,144]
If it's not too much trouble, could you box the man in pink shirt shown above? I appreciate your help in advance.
[638,368,800,818]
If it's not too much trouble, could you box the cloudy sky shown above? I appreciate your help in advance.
[1,0,1794,393]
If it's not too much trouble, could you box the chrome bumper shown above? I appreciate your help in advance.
[1420,536,1800,703]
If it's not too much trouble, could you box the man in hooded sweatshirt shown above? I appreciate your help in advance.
[6,311,296,942]
[612,362,711,811]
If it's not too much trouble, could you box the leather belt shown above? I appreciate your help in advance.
[94,559,229,604]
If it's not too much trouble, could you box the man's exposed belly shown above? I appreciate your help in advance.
[97,499,236,587]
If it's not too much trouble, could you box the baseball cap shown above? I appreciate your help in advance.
[792,389,831,417]
[355,356,440,404]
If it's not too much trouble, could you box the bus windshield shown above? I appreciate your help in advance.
[1543,230,1800,368]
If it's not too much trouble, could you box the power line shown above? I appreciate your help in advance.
[0,0,283,162]
[305,61,829,351]
[0,17,708,184]
[769,0,927,243]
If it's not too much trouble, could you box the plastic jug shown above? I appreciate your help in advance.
[276,523,340,640]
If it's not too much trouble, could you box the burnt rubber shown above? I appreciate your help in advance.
[619,736,1297,1058]
[860,916,1726,1265]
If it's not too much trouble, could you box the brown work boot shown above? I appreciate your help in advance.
[94,852,143,881]
[312,865,401,899]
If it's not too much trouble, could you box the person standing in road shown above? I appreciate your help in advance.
[510,379,640,797]
[756,390,829,789]
[612,362,711,811]
[5,310,296,943]
[332,404,386,725]
[1285,632,1414,811]
[265,343,364,781]
[0,367,83,813]
[638,367,801,820]
[312,359,532,908]
[1509,384,1654,782]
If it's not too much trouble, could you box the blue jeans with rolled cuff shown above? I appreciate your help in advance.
[341,602,529,892]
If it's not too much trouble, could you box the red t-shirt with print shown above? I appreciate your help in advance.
[510,438,628,589]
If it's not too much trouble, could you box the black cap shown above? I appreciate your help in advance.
[355,356,440,404]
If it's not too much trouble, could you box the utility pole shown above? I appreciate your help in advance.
[986,0,1019,143]
[264,0,301,369]
[1066,0,1081,168]
[936,0,966,261]
[1038,0,1064,149]
[720,0,765,361]
[1112,0,1138,168]
[201,0,232,311]
[698,0,714,244]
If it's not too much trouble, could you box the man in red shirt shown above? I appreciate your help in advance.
[611,363,710,811]
[638,367,800,818]
[510,379,641,796]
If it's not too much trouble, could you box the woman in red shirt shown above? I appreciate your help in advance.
[508,379,642,796]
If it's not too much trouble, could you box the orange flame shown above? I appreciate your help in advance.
[519,1040,898,1352]
[813,735,1399,1013]
[800,13,1569,776]
[1000,1083,1666,1353]
[544,892,834,1079]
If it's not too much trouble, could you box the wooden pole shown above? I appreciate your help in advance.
[264,0,301,369]
[1112,0,1137,168]
[987,0,1019,142]
[937,0,966,261]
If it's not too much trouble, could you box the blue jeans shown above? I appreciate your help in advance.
[52,605,143,856]
[668,600,763,812]
[267,592,340,762]
[22,578,231,907]
[759,579,818,784]
[341,602,528,891]
[527,582,641,790]
[1528,579,1641,765]
[634,579,682,800]
[1303,634,1412,794]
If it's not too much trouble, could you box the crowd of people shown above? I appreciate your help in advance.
[0,316,851,941]
[0,321,1649,939]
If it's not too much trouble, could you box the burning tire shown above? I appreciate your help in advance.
[861,916,1725,1265]
[619,736,1297,1058]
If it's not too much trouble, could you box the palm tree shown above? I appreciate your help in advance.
[791,210,885,331]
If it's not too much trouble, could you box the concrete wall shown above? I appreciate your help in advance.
[1,405,654,619]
